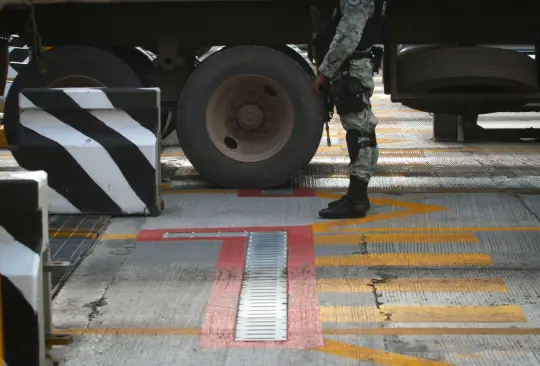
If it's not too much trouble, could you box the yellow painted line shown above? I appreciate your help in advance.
[317,146,344,152]
[324,327,540,335]
[100,234,138,240]
[319,171,433,179]
[380,147,540,153]
[0,278,3,361]
[314,339,452,365]
[317,278,508,293]
[312,194,450,233]
[379,150,424,157]
[377,138,406,144]
[376,128,432,133]
[53,326,540,337]
[49,231,98,239]
[321,305,526,323]
[53,328,201,336]
[314,233,479,245]
[341,226,540,233]
[315,253,493,267]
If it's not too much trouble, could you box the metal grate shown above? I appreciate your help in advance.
[235,231,288,341]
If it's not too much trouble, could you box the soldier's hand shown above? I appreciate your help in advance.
[312,74,328,94]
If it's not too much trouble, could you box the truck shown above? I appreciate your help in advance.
[382,0,540,141]
[0,1,327,190]
[0,0,538,189]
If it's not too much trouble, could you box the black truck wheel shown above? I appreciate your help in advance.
[397,46,538,114]
[176,45,324,189]
[4,45,143,146]
[107,47,177,139]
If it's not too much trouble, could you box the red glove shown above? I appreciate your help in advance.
[312,73,329,94]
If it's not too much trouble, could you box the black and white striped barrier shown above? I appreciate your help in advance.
[5,44,30,97]
[17,87,162,216]
[0,171,50,366]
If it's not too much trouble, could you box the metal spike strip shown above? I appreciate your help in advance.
[234,231,288,341]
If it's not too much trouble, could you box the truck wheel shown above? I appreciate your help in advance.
[4,45,143,146]
[108,47,177,139]
[397,46,538,114]
[176,45,324,188]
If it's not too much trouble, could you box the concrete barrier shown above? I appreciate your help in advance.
[0,171,50,366]
[17,87,162,216]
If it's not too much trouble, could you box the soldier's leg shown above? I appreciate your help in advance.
[320,58,379,219]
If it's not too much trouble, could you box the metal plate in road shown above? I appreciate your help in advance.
[235,231,288,341]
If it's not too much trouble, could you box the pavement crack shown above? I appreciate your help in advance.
[515,192,540,223]
[84,292,109,323]
[353,234,368,255]
[368,278,391,321]
[83,243,136,327]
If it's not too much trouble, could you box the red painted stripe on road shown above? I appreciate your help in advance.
[138,226,323,348]
[286,226,324,348]
[195,225,323,348]
[200,238,246,348]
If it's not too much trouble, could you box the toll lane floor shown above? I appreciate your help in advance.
[48,190,540,366]
[9,78,540,365]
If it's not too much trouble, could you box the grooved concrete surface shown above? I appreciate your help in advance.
[40,78,540,365]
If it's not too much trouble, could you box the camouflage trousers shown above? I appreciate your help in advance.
[332,57,379,183]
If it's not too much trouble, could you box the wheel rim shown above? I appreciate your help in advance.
[205,74,294,163]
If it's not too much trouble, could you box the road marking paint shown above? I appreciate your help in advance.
[342,226,540,233]
[378,128,432,133]
[53,326,540,337]
[381,147,540,153]
[200,238,246,348]
[324,327,540,335]
[314,233,479,245]
[48,231,98,239]
[316,253,493,267]
[195,226,323,348]
[314,339,452,365]
[53,328,201,336]
[317,144,345,152]
[317,278,508,293]
[100,234,138,240]
[321,305,527,323]
[312,195,449,233]
[377,138,406,144]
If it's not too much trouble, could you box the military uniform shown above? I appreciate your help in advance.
[315,0,384,219]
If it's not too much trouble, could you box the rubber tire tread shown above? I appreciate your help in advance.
[176,45,324,189]
[398,46,538,93]
[4,45,143,146]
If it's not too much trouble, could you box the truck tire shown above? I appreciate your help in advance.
[397,46,538,114]
[4,45,143,146]
[107,47,177,139]
[176,45,324,189]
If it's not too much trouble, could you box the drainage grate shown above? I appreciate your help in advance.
[235,231,288,341]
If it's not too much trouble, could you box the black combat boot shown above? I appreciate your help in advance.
[318,176,370,219]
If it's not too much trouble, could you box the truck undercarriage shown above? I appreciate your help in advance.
[0,0,539,188]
